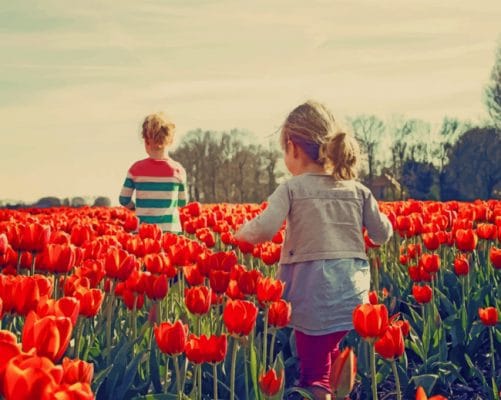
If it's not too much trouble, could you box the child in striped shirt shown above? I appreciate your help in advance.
[119,113,188,233]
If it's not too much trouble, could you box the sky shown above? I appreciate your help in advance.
[1,0,500,205]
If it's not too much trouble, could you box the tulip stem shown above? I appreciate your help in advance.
[106,280,115,364]
[369,342,378,400]
[30,252,36,275]
[263,304,269,368]
[230,337,239,400]
[213,363,218,400]
[164,355,170,393]
[73,317,84,359]
[391,360,402,400]
[197,364,202,400]
[174,355,183,398]
[132,295,138,341]
[489,327,496,387]
[16,251,21,275]
[269,329,277,364]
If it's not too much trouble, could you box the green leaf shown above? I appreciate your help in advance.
[115,351,146,399]
[150,340,163,393]
[464,353,488,388]
[92,365,113,394]
[409,374,439,394]
[249,335,261,400]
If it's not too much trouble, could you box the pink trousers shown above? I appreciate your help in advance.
[294,329,349,393]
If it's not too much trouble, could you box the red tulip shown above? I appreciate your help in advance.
[223,300,258,337]
[407,264,433,283]
[76,259,105,288]
[374,323,405,359]
[268,299,291,328]
[330,346,357,398]
[201,334,227,364]
[144,274,168,301]
[61,357,94,384]
[412,284,433,304]
[18,223,51,253]
[138,223,162,240]
[422,232,440,251]
[36,296,80,326]
[74,287,104,318]
[144,253,176,278]
[415,386,448,400]
[185,286,211,315]
[50,382,94,400]
[478,307,498,326]
[183,264,204,286]
[14,275,54,316]
[476,223,497,240]
[368,290,378,305]
[453,254,469,276]
[185,202,202,217]
[352,304,389,339]
[256,277,284,304]
[38,244,76,274]
[0,233,8,255]
[237,268,263,295]
[3,354,63,400]
[22,311,73,362]
[70,225,94,247]
[104,247,136,281]
[490,246,501,269]
[154,320,188,355]
[258,368,284,397]
[122,289,144,310]
[209,269,231,294]
[454,229,477,252]
[0,330,22,393]
[406,243,422,260]
[185,334,227,365]
[226,279,246,300]
[419,253,440,274]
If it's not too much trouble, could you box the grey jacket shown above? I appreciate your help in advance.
[236,173,393,264]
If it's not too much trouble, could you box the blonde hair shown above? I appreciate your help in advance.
[281,100,360,180]
[141,113,175,149]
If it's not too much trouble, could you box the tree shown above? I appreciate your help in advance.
[171,129,282,203]
[93,197,111,207]
[484,41,501,127]
[401,160,439,200]
[34,197,61,208]
[347,115,385,186]
[431,117,466,171]
[441,127,501,200]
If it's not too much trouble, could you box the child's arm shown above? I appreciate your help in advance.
[363,190,393,245]
[178,170,188,208]
[119,172,136,210]
[235,183,290,245]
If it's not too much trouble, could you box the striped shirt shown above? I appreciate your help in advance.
[119,157,188,233]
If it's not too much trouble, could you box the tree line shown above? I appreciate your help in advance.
[172,42,501,203]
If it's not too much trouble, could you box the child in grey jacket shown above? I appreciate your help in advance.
[235,100,393,400]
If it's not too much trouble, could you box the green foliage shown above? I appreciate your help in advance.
[441,127,501,200]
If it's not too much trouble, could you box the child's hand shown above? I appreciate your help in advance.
[127,201,136,210]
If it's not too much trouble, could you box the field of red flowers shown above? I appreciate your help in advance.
[0,199,500,400]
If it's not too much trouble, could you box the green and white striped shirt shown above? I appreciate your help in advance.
[119,157,188,233]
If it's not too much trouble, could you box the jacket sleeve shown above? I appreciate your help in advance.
[235,183,290,245]
[362,189,393,245]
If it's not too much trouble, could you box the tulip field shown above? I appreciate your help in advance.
[0,199,500,400]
